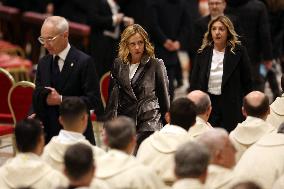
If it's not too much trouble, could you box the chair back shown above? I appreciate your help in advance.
[0,68,15,115]
[100,72,110,107]
[8,81,35,124]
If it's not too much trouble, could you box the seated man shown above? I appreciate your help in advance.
[60,143,109,189]
[233,123,284,189]
[173,141,210,189]
[266,75,284,130]
[136,98,196,185]
[96,116,168,189]
[187,90,213,138]
[0,119,67,189]
[197,128,237,189]
[42,97,105,171]
[230,91,274,161]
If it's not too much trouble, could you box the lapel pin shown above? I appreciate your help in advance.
[71,63,74,67]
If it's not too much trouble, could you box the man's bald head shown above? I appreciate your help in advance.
[187,90,211,115]
[243,91,269,118]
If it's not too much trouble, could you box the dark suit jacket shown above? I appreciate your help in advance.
[147,0,190,67]
[105,56,170,132]
[33,46,104,144]
[226,0,273,64]
[87,0,120,77]
[190,44,252,131]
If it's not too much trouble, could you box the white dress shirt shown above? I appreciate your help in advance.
[208,49,224,95]
[55,43,71,71]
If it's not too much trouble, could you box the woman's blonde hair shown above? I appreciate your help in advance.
[198,15,241,53]
[118,24,155,63]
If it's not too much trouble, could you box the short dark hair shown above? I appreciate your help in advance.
[103,116,136,150]
[278,122,284,134]
[15,119,43,152]
[231,181,262,189]
[64,143,94,180]
[175,141,210,178]
[59,97,87,124]
[170,98,196,130]
[243,95,269,118]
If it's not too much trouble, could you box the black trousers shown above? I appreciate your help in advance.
[208,93,222,128]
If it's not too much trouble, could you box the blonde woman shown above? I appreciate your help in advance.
[190,15,252,132]
[105,24,170,152]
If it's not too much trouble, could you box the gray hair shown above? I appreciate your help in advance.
[43,16,69,33]
[174,141,210,178]
[278,122,284,134]
[196,128,228,158]
[187,90,211,115]
[103,116,136,150]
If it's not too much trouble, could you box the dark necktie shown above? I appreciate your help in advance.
[52,55,60,87]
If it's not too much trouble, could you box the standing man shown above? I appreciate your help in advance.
[147,0,189,100]
[32,16,103,144]
[226,0,280,99]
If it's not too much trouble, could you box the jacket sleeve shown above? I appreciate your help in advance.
[155,59,170,115]
[190,54,201,91]
[71,56,104,119]
[104,59,120,120]
[239,46,252,95]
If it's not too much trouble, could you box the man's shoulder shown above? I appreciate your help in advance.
[69,46,92,61]
[38,54,52,64]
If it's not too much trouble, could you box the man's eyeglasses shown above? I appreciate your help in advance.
[38,33,62,45]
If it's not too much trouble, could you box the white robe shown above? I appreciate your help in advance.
[205,164,234,189]
[172,178,206,189]
[229,116,275,161]
[136,124,191,185]
[96,149,169,189]
[273,174,284,189]
[233,133,284,189]
[0,153,68,189]
[42,137,105,171]
[266,94,284,130]
[188,116,212,138]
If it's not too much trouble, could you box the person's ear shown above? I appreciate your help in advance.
[165,112,170,124]
[207,105,212,117]
[59,116,64,126]
[242,107,247,117]
[103,130,109,146]
[63,31,69,39]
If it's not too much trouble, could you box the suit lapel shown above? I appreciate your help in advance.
[58,47,76,90]
[45,55,53,86]
[203,47,213,80]
[119,62,137,100]
[222,47,240,87]
[131,56,150,88]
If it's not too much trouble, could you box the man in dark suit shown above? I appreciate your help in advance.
[226,0,280,99]
[32,16,103,144]
[147,0,190,100]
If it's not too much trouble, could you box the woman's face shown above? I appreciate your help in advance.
[127,33,145,62]
[211,21,228,48]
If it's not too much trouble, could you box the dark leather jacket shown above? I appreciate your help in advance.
[105,56,170,132]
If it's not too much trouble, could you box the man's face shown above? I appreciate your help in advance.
[208,0,226,17]
[39,23,68,55]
